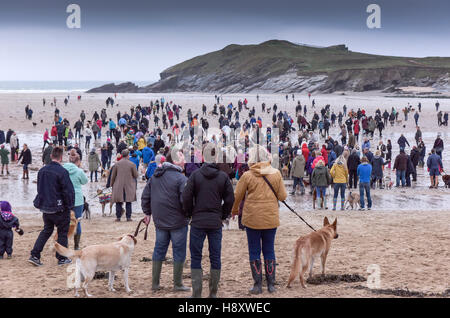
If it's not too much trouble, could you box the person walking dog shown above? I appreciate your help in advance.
[231,145,287,294]
[29,147,75,266]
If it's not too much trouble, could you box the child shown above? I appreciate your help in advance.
[0,201,23,259]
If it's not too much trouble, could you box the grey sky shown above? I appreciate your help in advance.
[1,0,449,81]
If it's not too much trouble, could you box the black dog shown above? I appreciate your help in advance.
[83,196,91,219]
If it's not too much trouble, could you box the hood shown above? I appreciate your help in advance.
[249,161,278,177]
[199,163,221,179]
[63,163,80,175]
[153,162,182,178]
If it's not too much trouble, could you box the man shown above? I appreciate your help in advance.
[410,146,420,182]
[433,133,444,159]
[397,134,410,150]
[415,126,422,145]
[29,147,75,266]
[182,150,234,298]
[347,149,360,189]
[290,150,306,195]
[427,149,443,189]
[357,156,372,210]
[110,149,138,222]
[141,154,190,292]
[153,135,165,154]
[393,149,408,187]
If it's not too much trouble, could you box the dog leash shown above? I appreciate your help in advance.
[134,217,149,240]
[262,176,316,232]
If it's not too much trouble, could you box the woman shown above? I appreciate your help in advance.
[63,150,88,250]
[371,150,389,189]
[311,159,332,209]
[17,144,32,180]
[88,147,101,182]
[330,155,348,210]
[231,145,287,295]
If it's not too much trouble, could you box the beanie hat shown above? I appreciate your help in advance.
[0,201,14,221]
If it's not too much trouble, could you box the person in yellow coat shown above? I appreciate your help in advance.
[330,155,349,210]
[231,145,287,295]
[137,136,147,151]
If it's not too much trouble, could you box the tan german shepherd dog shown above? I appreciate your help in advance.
[286,217,338,288]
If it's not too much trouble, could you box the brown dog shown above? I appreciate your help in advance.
[287,217,338,288]
[442,174,450,188]
[281,165,289,179]
[54,210,78,241]
[345,191,360,210]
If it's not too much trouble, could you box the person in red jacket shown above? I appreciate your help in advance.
[51,125,58,145]
[353,119,360,141]
[301,142,309,163]
[321,145,328,166]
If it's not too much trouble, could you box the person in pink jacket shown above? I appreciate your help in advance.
[42,129,51,151]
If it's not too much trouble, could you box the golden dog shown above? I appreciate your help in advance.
[287,217,338,288]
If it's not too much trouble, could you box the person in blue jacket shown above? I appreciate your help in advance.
[357,156,373,210]
[427,148,444,188]
[142,146,155,170]
[129,150,140,171]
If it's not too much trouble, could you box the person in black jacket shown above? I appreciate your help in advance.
[29,147,75,266]
[347,149,361,189]
[182,150,234,298]
[141,155,190,292]
[17,144,32,180]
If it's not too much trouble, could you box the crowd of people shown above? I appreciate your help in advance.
[0,93,447,297]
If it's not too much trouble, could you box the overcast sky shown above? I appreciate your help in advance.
[1,0,449,81]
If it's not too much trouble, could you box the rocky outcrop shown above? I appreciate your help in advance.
[87,40,450,94]
[86,82,139,93]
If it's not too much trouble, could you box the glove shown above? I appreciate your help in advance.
[15,228,24,236]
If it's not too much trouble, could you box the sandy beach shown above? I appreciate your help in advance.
[0,91,449,298]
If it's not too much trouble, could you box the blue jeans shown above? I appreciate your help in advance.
[73,205,83,235]
[245,227,277,261]
[359,182,372,208]
[189,226,222,270]
[315,186,327,199]
[396,170,406,186]
[153,226,188,263]
[333,183,346,199]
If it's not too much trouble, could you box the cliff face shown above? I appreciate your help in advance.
[87,40,450,94]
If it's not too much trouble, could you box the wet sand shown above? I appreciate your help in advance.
[0,91,449,298]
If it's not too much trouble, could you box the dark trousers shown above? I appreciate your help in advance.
[349,170,358,188]
[10,147,16,162]
[245,227,277,261]
[190,226,222,270]
[0,229,13,256]
[115,202,132,220]
[90,171,98,182]
[31,210,70,261]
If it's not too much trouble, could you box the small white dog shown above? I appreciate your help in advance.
[55,234,137,297]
